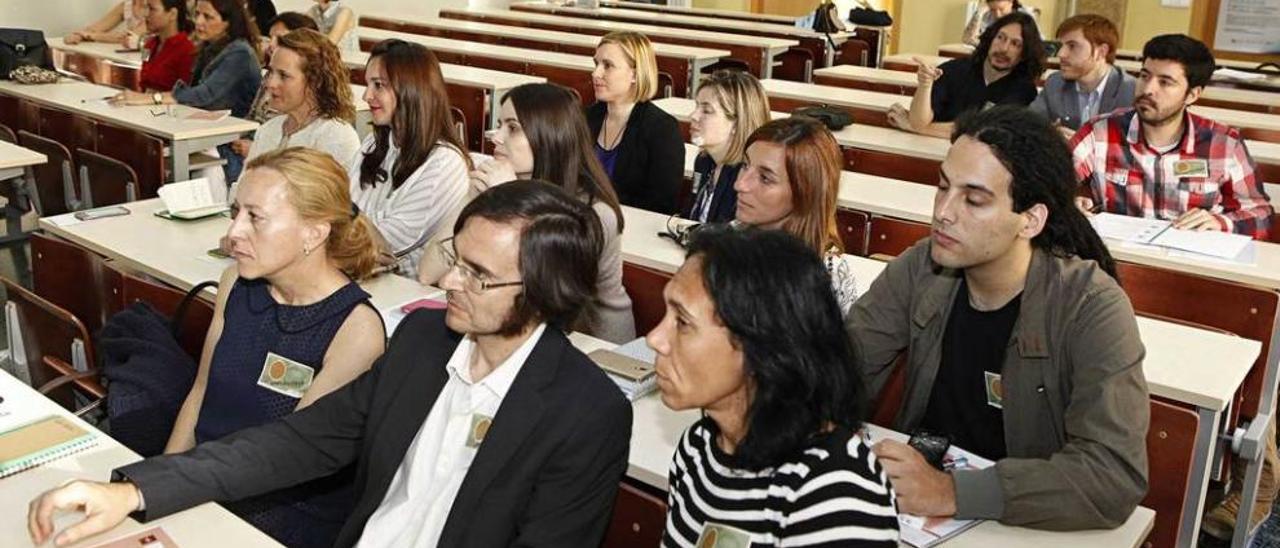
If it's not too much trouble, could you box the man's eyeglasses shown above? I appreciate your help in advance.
[438,238,524,293]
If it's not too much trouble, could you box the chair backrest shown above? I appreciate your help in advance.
[31,233,122,337]
[1115,262,1280,420]
[76,148,139,208]
[95,123,166,198]
[1142,398,1200,548]
[2,277,95,407]
[601,481,667,548]
[622,262,673,337]
[836,208,869,256]
[16,130,78,216]
[449,105,467,148]
[866,215,929,257]
[118,270,215,362]
[0,123,15,144]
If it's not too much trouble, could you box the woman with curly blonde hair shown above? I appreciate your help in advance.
[242,27,361,172]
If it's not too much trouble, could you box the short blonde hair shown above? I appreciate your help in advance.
[697,70,771,165]
[598,31,658,102]
[245,147,380,280]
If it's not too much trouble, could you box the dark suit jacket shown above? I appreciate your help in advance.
[586,100,686,215]
[684,152,741,224]
[1029,65,1136,130]
[116,310,633,547]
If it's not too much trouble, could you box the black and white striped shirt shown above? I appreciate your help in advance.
[664,418,899,547]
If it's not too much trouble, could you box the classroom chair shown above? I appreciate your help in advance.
[16,130,82,216]
[622,262,673,336]
[37,355,106,418]
[2,276,96,408]
[601,481,667,548]
[836,209,870,256]
[94,123,166,198]
[842,146,942,185]
[449,106,468,150]
[31,232,121,338]
[0,124,15,144]
[77,148,139,208]
[115,267,216,363]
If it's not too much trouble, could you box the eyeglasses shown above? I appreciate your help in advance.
[439,238,524,293]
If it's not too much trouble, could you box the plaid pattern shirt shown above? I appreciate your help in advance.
[1070,108,1273,239]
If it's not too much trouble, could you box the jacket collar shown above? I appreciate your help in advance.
[910,245,1051,358]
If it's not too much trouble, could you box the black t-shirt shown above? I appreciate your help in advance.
[929,58,1039,123]
[920,279,1022,461]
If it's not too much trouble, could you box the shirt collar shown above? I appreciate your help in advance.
[1076,65,1112,99]
[446,323,547,399]
[1124,108,1197,154]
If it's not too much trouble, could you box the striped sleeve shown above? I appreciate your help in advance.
[779,436,899,547]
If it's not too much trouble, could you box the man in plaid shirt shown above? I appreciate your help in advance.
[1069,34,1272,240]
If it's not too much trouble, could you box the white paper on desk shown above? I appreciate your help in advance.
[1149,227,1253,261]
[1089,213,1170,242]
[1215,68,1268,81]
[43,213,83,227]
[157,178,217,215]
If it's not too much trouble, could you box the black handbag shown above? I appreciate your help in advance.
[848,7,893,27]
[810,1,844,34]
[0,28,52,79]
[793,105,854,131]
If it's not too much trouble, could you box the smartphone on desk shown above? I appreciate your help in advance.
[74,206,130,221]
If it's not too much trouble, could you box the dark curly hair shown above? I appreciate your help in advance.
[684,225,866,470]
[973,11,1045,81]
[953,105,1118,280]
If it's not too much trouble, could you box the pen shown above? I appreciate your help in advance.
[81,95,116,103]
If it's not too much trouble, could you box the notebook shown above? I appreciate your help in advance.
[0,415,97,478]
[154,178,229,221]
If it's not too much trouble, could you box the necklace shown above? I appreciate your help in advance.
[602,114,628,150]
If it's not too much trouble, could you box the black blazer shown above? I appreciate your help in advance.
[586,101,686,215]
[117,310,633,548]
[684,152,741,224]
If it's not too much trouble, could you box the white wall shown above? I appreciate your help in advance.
[0,0,119,38]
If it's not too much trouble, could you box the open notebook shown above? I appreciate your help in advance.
[0,415,97,478]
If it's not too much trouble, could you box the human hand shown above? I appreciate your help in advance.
[108,90,152,106]
[873,439,958,517]
[468,158,518,195]
[1173,209,1222,231]
[29,480,142,546]
[229,139,253,157]
[913,56,943,88]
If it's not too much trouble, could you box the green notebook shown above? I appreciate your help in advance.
[0,415,97,478]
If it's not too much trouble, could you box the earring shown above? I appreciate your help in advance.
[303,246,311,256]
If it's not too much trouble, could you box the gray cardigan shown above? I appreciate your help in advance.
[1030,66,1136,130]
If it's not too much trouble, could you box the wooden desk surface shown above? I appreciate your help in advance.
[621,204,1259,411]
[512,1,848,40]
[0,140,47,171]
[655,96,948,161]
[600,0,799,24]
[357,26,595,71]
[440,7,798,50]
[361,17,731,60]
[761,78,905,111]
[0,370,283,548]
[341,50,545,92]
[0,80,258,142]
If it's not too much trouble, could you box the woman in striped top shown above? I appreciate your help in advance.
[646,226,899,547]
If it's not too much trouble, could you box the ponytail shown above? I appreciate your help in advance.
[327,213,380,280]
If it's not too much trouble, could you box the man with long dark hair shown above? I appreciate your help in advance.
[888,11,1044,139]
[848,105,1150,530]
[1070,34,1272,240]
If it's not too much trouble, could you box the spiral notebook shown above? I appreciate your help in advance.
[0,415,97,478]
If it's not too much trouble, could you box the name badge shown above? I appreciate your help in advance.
[984,371,1004,410]
[1172,159,1209,178]
[696,523,753,548]
[256,352,315,399]
[466,413,494,448]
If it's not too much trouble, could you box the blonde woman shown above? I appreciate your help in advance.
[684,70,771,224]
[167,147,385,547]
[586,31,685,214]
[242,28,360,171]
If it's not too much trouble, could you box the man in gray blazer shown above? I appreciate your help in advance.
[1030,14,1135,137]
[28,182,633,548]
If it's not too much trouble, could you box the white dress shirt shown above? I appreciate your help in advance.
[355,323,547,548]
[1076,66,1112,126]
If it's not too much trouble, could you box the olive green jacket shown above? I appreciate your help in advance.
[847,241,1149,530]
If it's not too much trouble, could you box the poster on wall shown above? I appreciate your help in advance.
[1213,0,1280,54]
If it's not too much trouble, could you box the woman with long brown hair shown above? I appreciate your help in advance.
[242,28,359,170]
[350,39,471,280]
[468,83,635,343]
[734,116,857,314]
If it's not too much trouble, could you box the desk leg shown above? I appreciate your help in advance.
[1180,407,1223,547]
[689,61,707,98]
[762,49,774,80]
[171,140,192,183]
[487,89,500,131]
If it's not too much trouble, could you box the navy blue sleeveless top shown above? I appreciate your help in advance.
[196,276,376,548]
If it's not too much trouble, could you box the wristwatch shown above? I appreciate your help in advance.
[152,92,163,105]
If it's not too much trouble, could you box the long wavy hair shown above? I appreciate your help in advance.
[954,105,1118,279]
[274,29,355,124]
[973,11,1045,80]
[686,225,866,470]
[503,83,624,231]
[358,39,471,191]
